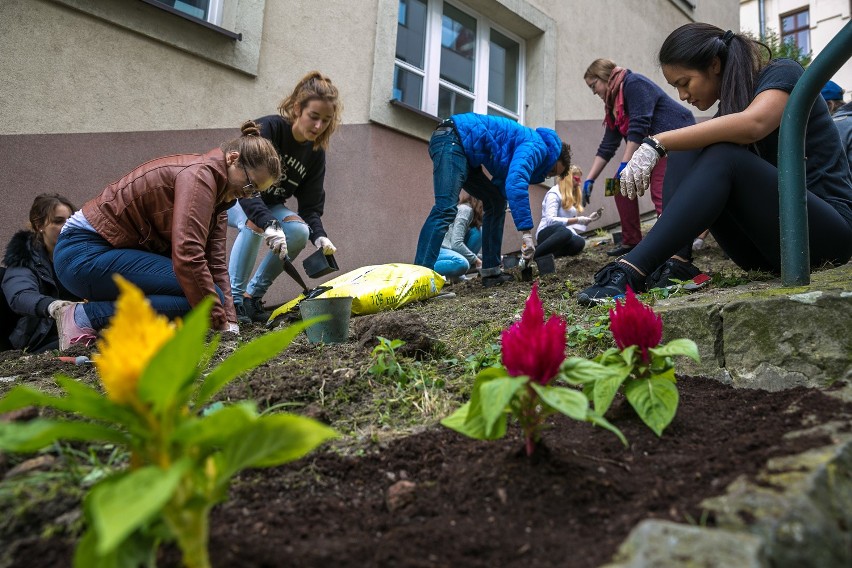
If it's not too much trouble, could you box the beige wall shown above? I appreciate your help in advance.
[1,0,739,307]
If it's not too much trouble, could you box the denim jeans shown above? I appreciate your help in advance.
[53,228,224,330]
[227,201,310,301]
[433,228,482,278]
[415,129,507,276]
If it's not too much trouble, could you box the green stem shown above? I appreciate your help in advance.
[165,505,211,568]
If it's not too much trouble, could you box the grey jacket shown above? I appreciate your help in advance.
[833,102,852,168]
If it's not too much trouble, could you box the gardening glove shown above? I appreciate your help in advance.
[47,300,75,320]
[226,322,240,334]
[314,236,337,255]
[615,161,629,177]
[263,221,288,261]
[582,179,594,207]
[620,143,659,200]
[589,209,602,222]
[520,231,535,261]
[576,216,594,225]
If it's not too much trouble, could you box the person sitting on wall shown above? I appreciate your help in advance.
[52,120,281,349]
[577,24,852,305]
[414,112,572,288]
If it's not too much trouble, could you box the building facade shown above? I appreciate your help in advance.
[740,0,851,100]
[0,0,737,304]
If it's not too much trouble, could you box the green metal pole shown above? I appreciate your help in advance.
[777,21,852,286]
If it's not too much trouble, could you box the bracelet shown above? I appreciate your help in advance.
[643,136,668,158]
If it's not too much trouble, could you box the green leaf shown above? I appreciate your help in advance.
[440,401,507,440]
[73,525,158,568]
[195,319,312,406]
[137,297,213,413]
[593,363,631,416]
[620,345,638,365]
[530,384,588,421]
[624,377,679,436]
[560,357,613,385]
[465,366,509,425]
[54,377,145,433]
[0,419,127,452]
[89,460,190,555]
[479,376,527,437]
[586,410,629,447]
[215,414,337,483]
[649,338,700,362]
[171,402,257,449]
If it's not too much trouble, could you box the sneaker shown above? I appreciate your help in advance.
[482,273,514,288]
[243,296,270,323]
[606,244,636,257]
[577,261,645,306]
[55,303,97,351]
[645,258,702,290]
[234,302,251,325]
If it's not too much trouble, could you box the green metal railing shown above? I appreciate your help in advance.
[777,21,852,286]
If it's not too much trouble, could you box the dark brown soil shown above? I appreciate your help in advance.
[2,232,849,568]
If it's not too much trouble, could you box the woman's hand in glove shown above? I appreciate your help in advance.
[521,232,535,260]
[619,143,659,199]
[314,236,337,255]
[263,222,288,260]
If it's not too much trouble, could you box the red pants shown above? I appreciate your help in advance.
[614,157,667,246]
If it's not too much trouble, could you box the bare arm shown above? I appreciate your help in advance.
[655,89,788,150]
[585,156,609,181]
[620,140,641,163]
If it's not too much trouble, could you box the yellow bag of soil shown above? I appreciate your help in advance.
[268,263,445,320]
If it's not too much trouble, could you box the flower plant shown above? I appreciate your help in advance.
[562,287,699,436]
[442,284,625,456]
[0,276,337,568]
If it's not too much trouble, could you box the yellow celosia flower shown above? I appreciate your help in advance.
[93,276,177,404]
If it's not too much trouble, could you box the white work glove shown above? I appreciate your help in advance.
[227,322,240,334]
[576,216,593,225]
[619,142,660,200]
[521,232,535,261]
[314,236,337,255]
[263,222,288,261]
[48,300,75,320]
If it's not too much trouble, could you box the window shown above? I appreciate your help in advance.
[153,0,224,26]
[781,9,810,54]
[394,0,524,121]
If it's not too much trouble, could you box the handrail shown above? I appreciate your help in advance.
[777,21,852,286]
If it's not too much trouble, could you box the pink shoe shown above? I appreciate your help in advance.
[55,303,97,351]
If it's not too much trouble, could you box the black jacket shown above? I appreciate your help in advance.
[1,231,78,352]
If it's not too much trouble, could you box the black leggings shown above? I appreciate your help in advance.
[626,143,852,275]
[535,225,585,259]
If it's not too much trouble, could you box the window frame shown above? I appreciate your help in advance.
[779,7,811,53]
[394,0,526,122]
[372,0,556,140]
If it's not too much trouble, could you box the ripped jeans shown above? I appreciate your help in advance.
[227,202,310,302]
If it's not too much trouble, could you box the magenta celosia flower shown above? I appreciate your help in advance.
[501,283,567,385]
[608,286,663,362]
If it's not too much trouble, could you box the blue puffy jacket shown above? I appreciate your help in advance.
[452,113,563,230]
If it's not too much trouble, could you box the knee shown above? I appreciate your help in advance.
[282,218,310,250]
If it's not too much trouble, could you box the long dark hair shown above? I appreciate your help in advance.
[29,193,76,241]
[458,191,483,229]
[658,23,770,116]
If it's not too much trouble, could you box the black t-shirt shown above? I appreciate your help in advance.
[754,59,852,226]
[237,115,328,240]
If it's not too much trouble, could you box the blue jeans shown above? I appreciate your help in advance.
[433,228,481,278]
[53,228,224,330]
[227,202,310,302]
[414,129,507,276]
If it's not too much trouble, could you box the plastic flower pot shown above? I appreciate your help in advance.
[611,231,623,246]
[535,254,556,275]
[303,248,339,278]
[502,254,520,269]
[299,296,353,344]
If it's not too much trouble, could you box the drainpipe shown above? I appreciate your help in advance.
[777,21,852,285]
[758,0,766,39]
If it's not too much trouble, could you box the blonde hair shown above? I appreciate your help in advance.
[584,58,616,84]
[558,165,584,212]
[221,120,282,182]
[277,71,342,151]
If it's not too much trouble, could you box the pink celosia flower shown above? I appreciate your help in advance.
[501,283,566,385]
[608,286,663,362]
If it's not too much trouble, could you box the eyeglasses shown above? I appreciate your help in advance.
[586,78,599,93]
[239,162,261,199]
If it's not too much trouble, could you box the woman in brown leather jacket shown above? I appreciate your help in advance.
[52,121,281,350]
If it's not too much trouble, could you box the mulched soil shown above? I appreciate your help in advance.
[2,232,850,567]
